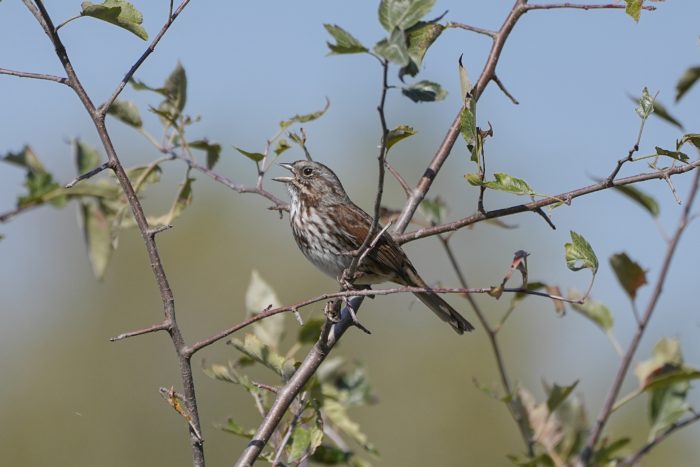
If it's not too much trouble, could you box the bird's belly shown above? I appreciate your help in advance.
[302,245,348,279]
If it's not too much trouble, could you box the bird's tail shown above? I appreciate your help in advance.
[403,269,475,334]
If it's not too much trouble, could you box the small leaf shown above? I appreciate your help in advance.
[188,139,222,170]
[80,0,148,40]
[246,270,285,350]
[624,0,643,22]
[469,173,536,196]
[635,87,654,119]
[234,146,265,162]
[229,334,296,380]
[374,28,410,66]
[280,98,330,129]
[107,99,143,128]
[311,445,351,464]
[675,65,700,102]
[158,62,187,120]
[148,176,194,226]
[591,438,631,464]
[546,381,579,413]
[460,97,478,162]
[612,184,660,217]
[458,54,471,101]
[2,145,46,174]
[221,418,255,438]
[288,423,324,463]
[324,24,368,54]
[274,139,291,156]
[400,20,444,78]
[79,201,113,279]
[565,231,598,274]
[202,363,239,384]
[298,318,324,344]
[655,146,689,163]
[570,293,613,332]
[609,252,647,301]
[649,99,683,130]
[401,80,446,102]
[378,0,436,31]
[679,133,700,150]
[386,124,416,150]
[323,398,378,454]
[419,197,446,225]
[74,139,101,174]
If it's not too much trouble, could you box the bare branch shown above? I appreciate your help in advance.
[397,160,700,244]
[0,67,68,85]
[621,412,700,466]
[493,74,519,105]
[65,161,111,188]
[110,322,170,342]
[0,203,40,223]
[446,21,497,38]
[581,168,700,463]
[525,3,656,12]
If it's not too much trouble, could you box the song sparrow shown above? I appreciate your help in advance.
[273,160,474,334]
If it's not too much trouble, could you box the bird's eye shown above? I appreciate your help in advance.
[302,167,313,176]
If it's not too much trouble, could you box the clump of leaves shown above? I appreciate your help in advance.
[204,272,378,465]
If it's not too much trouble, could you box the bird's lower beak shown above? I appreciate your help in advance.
[272,163,294,183]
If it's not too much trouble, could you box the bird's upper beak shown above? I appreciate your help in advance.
[272,163,295,183]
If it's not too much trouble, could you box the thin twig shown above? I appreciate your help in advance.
[493,74,519,104]
[446,21,497,38]
[110,321,170,342]
[0,67,68,85]
[525,3,655,12]
[439,236,533,455]
[65,161,111,188]
[581,168,700,463]
[0,203,40,223]
[620,412,700,466]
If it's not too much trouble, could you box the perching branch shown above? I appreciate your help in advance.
[0,67,68,85]
[620,411,700,466]
[580,168,700,463]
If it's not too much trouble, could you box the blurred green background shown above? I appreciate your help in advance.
[1,1,699,466]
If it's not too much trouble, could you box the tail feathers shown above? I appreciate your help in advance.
[414,291,475,335]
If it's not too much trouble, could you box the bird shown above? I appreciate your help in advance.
[273,160,474,334]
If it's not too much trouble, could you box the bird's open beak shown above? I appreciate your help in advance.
[272,163,295,183]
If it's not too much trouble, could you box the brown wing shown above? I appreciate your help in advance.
[327,202,416,284]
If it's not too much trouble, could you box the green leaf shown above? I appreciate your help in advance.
[79,201,113,279]
[107,99,143,128]
[655,146,689,163]
[288,423,324,463]
[386,124,416,150]
[158,62,187,121]
[324,24,368,54]
[148,176,193,226]
[2,145,46,174]
[401,80,447,102]
[188,139,221,170]
[279,98,330,129]
[591,437,631,464]
[676,65,700,102]
[18,171,63,208]
[234,147,265,162]
[80,0,148,40]
[298,318,324,344]
[565,231,598,274]
[400,20,444,78]
[378,0,436,31]
[419,197,446,225]
[634,338,695,439]
[202,362,238,384]
[127,164,162,187]
[274,139,291,156]
[570,293,613,332]
[323,398,378,455]
[650,99,683,130]
[458,54,471,101]
[612,184,659,217]
[609,253,647,301]
[374,28,410,66]
[229,334,296,380]
[468,172,536,196]
[679,133,700,150]
[74,139,101,174]
[624,0,643,22]
[221,418,255,438]
[546,381,579,413]
[129,78,166,95]
[311,445,351,464]
[246,270,285,350]
[460,97,478,162]
[635,86,654,119]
